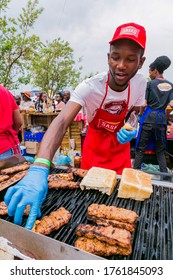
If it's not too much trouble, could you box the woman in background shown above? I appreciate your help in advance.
[55,92,65,111]
[0,86,23,159]
[20,91,34,111]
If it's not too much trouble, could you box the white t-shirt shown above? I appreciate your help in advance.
[70,72,147,123]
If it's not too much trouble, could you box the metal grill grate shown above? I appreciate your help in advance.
[1,167,173,260]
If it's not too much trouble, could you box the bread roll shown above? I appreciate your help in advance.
[122,123,135,130]
[117,168,153,201]
[80,167,117,195]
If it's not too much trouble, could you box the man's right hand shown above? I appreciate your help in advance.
[4,165,49,230]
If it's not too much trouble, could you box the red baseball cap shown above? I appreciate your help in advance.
[109,22,146,49]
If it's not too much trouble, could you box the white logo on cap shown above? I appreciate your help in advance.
[120,26,139,38]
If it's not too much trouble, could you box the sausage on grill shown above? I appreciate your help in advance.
[48,180,80,189]
[87,215,135,232]
[0,163,30,175]
[76,224,132,249]
[88,203,138,224]
[0,201,30,216]
[48,172,74,181]
[32,207,71,235]
[75,237,132,256]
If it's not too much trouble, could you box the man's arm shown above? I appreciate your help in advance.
[139,99,147,115]
[4,101,82,229]
[36,101,82,162]
[12,109,23,131]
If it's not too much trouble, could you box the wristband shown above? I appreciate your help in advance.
[34,158,51,167]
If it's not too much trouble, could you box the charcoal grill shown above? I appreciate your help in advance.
[0,167,173,260]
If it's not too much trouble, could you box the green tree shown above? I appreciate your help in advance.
[0,0,43,89]
[30,38,82,95]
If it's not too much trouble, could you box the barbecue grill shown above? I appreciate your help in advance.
[0,167,173,260]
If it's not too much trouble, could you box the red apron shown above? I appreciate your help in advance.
[81,73,131,175]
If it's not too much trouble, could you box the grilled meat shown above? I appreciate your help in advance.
[48,180,80,189]
[33,216,56,235]
[0,170,28,191]
[88,204,138,224]
[0,201,8,215]
[32,207,71,235]
[0,201,30,216]
[50,208,72,229]
[87,215,135,232]
[69,167,88,178]
[0,175,10,183]
[0,170,28,189]
[75,237,132,256]
[76,224,132,249]
[48,172,74,182]
[0,163,30,175]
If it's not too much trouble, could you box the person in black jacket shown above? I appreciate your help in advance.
[134,55,173,172]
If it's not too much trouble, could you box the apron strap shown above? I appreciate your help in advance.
[99,72,110,109]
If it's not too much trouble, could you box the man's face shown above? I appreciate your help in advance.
[108,39,145,91]
[149,68,157,80]
[63,92,70,101]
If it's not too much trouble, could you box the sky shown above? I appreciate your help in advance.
[6,0,173,93]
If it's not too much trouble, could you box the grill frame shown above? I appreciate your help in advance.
[1,168,173,260]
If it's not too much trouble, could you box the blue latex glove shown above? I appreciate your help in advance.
[4,165,49,230]
[117,128,137,144]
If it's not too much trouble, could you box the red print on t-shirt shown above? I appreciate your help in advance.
[104,100,127,115]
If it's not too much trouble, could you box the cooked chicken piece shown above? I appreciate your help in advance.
[0,201,8,215]
[76,224,132,249]
[48,180,80,189]
[0,163,30,175]
[32,207,71,235]
[0,170,28,191]
[0,175,10,183]
[88,204,138,224]
[69,168,88,178]
[50,207,72,229]
[48,172,74,181]
[33,216,56,235]
[87,215,135,232]
[0,201,30,216]
[75,237,132,256]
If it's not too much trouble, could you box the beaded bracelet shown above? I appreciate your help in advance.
[34,158,51,168]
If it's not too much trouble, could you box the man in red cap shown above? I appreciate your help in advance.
[5,22,147,229]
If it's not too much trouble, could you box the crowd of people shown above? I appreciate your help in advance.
[0,21,173,230]
[18,90,71,113]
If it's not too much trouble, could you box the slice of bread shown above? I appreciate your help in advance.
[117,168,153,201]
[80,167,117,195]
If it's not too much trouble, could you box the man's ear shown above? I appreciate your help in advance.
[107,52,110,60]
[138,56,146,69]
